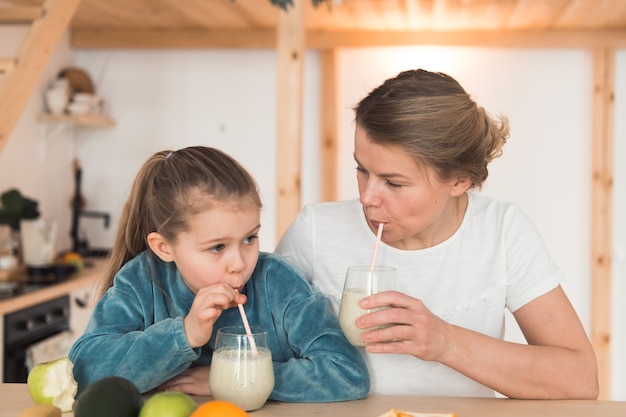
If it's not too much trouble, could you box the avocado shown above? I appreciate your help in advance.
[74,376,143,417]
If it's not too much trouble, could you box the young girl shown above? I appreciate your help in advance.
[68,146,369,402]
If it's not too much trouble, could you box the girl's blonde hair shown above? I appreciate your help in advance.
[99,146,261,297]
[355,69,510,189]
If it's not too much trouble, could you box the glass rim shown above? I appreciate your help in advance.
[216,325,267,336]
[347,265,396,272]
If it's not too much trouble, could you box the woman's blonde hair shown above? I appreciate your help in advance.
[99,146,261,297]
[355,69,510,188]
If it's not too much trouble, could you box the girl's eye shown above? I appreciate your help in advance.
[208,244,225,253]
[244,235,259,245]
[386,180,402,188]
[355,166,367,175]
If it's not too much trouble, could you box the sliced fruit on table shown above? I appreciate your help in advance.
[27,357,78,413]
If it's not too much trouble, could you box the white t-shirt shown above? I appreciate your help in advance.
[275,193,562,397]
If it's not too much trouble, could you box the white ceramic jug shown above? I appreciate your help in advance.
[20,218,57,267]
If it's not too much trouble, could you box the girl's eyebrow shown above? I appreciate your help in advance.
[247,224,262,235]
[198,224,261,245]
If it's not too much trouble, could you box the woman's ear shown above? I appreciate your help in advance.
[450,175,472,196]
[147,232,175,262]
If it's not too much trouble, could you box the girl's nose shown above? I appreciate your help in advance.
[228,249,246,275]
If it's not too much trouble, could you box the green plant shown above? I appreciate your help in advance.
[0,188,40,231]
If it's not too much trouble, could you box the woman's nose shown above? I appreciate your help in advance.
[359,180,382,207]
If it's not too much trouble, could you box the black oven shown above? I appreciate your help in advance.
[3,295,70,382]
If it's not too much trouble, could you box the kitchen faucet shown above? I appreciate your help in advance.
[70,159,110,255]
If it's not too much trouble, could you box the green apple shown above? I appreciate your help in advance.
[26,357,78,413]
[139,391,197,417]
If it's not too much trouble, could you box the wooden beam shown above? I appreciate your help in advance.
[0,7,41,23]
[275,0,304,240]
[71,28,626,50]
[307,29,626,49]
[71,29,277,49]
[591,47,615,401]
[0,0,82,155]
[320,49,339,202]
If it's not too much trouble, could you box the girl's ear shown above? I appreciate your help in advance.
[450,175,472,197]
[147,232,175,262]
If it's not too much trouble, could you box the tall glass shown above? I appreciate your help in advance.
[338,266,396,346]
[210,326,274,411]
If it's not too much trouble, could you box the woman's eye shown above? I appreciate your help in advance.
[355,166,367,174]
[208,244,225,253]
[386,180,402,188]
[244,235,259,245]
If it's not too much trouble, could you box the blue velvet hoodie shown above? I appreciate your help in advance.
[68,251,370,402]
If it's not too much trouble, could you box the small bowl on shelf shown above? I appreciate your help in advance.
[67,100,91,115]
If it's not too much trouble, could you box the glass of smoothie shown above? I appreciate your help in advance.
[210,326,274,411]
[338,266,396,346]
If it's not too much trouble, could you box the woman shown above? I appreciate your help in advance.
[275,69,598,399]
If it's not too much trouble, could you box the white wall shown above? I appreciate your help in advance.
[1,29,625,398]
[0,27,75,252]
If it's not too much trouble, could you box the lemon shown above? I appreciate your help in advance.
[139,391,197,417]
[27,357,78,413]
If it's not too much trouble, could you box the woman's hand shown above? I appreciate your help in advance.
[157,366,212,396]
[184,284,247,348]
[357,290,454,361]
[358,287,599,399]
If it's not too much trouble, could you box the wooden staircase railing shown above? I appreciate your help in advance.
[0,0,81,155]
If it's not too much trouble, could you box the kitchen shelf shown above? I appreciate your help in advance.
[37,113,116,159]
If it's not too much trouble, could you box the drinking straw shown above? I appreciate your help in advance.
[235,292,258,355]
[366,222,384,295]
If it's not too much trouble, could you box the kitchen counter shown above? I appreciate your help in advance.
[1,384,626,417]
[0,260,105,316]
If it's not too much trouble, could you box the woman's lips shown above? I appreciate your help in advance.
[370,220,384,230]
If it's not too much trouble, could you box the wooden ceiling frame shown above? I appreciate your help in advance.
[70,28,626,50]
[0,0,82,155]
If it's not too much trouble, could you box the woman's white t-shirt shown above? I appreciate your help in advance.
[275,192,562,397]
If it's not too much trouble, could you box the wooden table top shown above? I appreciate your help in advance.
[3,383,626,417]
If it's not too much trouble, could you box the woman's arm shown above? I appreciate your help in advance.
[359,285,598,399]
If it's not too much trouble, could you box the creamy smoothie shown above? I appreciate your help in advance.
[339,289,391,346]
[339,266,396,346]
[210,347,274,411]
[339,289,369,346]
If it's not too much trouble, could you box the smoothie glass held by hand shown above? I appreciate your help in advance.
[339,266,396,346]
[210,326,274,411]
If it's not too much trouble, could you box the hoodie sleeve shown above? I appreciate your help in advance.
[261,255,370,402]
[68,257,199,394]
